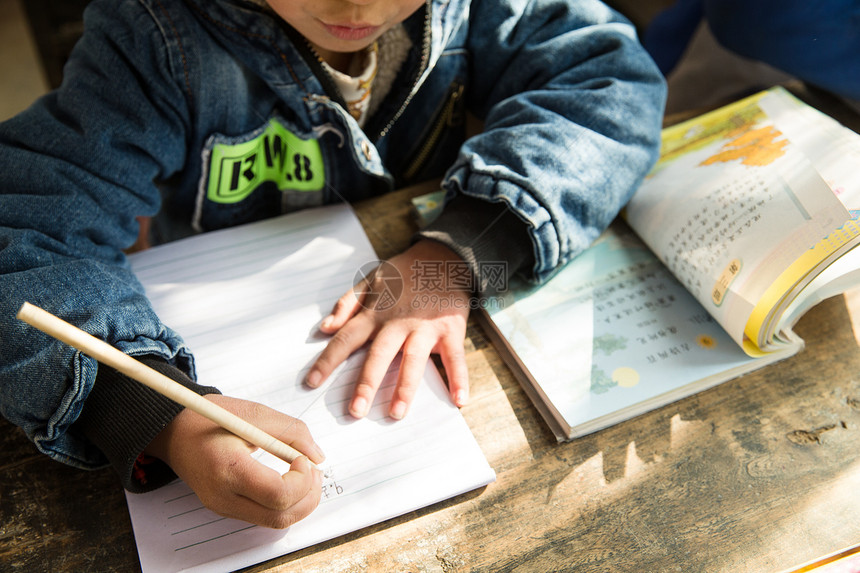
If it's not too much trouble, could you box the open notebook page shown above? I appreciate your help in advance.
[125,203,495,573]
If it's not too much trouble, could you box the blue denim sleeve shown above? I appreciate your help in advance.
[0,1,194,468]
[451,0,667,283]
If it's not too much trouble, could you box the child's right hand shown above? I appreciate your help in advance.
[145,394,324,529]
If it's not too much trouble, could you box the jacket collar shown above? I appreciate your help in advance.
[188,0,470,75]
[181,0,468,135]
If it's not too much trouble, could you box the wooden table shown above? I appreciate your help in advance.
[2,177,860,573]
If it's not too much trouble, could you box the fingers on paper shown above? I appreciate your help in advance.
[320,285,364,333]
[306,313,375,389]
[349,327,405,419]
[438,334,470,407]
[214,454,322,529]
[388,331,437,420]
[229,419,323,528]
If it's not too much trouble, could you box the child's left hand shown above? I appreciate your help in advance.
[305,240,471,419]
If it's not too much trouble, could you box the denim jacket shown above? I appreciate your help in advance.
[0,0,665,469]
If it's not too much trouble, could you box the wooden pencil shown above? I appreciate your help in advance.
[16,302,319,470]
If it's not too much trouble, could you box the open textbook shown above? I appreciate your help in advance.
[477,87,860,441]
[125,204,495,572]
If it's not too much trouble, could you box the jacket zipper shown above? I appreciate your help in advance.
[277,5,432,140]
[402,82,465,181]
[276,19,348,110]
[374,4,432,140]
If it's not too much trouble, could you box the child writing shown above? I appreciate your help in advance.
[0,0,665,528]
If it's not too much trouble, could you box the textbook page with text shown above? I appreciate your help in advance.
[480,87,860,440]
[625,87,860,354]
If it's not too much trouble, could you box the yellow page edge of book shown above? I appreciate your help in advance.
[743,216,860,353]
[657,89,775,169]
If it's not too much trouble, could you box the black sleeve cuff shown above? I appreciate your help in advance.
[74,355,220,493]
[415,194,535,295]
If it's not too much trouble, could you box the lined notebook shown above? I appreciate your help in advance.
[126,204,495,573]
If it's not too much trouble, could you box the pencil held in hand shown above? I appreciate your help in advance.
[16,302,319,470]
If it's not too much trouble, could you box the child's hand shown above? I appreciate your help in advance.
[145,394,325,529]
[306,240,471,419]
